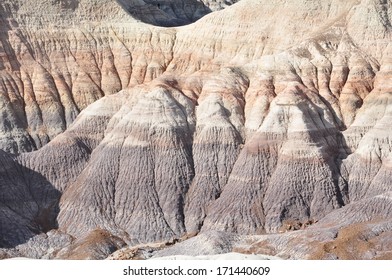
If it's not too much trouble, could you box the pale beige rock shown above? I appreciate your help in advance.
[1,0,392,260]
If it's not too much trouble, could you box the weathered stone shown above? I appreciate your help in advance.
[1,0,392,260]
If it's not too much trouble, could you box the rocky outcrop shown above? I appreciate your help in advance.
[116,0,222,27]
[1,0,392,259]
[0,150,61,248]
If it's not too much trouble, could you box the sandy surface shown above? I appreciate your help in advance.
[152,252,281,260]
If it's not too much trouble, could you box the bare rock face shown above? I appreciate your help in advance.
[0,0,241,153]
[0,150,61,248]
[117,0,240,27]
[53,229,126,260]
[116,0,209,27]
[1,0,392,259]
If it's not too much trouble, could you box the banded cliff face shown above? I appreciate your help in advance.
[1,0,392,259]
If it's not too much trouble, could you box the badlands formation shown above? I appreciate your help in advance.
[1,0,392,260]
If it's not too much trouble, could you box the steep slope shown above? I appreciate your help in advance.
[116,0,239,27]
[0,0,236,153]
[154,192,392,260]
[1,0,392,259]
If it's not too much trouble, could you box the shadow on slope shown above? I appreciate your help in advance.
[0,150,61,248]
[116,0,212,27]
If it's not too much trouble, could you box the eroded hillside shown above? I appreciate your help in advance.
[1,0,392,259]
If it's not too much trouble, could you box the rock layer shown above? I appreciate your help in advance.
[1,0,392,259]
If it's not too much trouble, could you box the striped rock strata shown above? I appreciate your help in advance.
[1,0,392,259]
